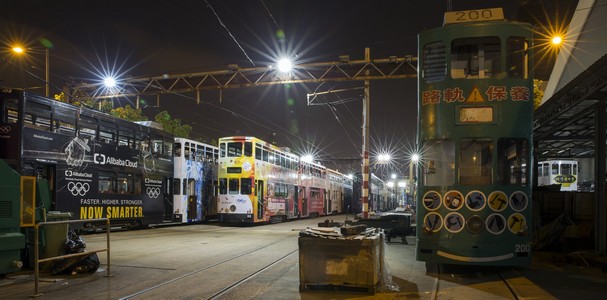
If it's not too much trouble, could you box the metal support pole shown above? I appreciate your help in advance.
[361,47,371,219]
[45,48,50,98]
[595,99,606,253]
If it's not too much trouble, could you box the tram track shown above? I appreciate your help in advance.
[117,231,299,299]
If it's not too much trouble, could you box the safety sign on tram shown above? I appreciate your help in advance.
[423,191,442,210]
[509,191,528,212]
[465,190,486,211]
[508,213,527,234]
[444,190,464,210]
[488,191,508,211]
[444,212,465,233]
[486,213,507,234]
[423,212,443,233]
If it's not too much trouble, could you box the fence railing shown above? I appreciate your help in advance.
[32,218,111,297]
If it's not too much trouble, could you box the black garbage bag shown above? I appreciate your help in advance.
[64,227,86,254]
[49,227,100,275]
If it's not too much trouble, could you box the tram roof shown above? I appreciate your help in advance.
[533,53,607,159]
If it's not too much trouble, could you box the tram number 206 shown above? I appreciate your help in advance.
[515,244,531,253]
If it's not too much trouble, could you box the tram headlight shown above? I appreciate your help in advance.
[230,205,236,212]
[466,215,484,234]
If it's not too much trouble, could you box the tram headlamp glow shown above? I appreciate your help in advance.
[466,215,485,234]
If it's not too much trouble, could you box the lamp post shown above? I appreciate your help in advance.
[409,154,419,204]
[11,46,50,97]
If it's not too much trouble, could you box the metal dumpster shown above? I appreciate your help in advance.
[298,228,383,293]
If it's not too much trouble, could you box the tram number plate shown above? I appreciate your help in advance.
[444,8,504,25]
[515,244,531,253]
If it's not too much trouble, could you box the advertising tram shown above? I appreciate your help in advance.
[172,138,219,223]
[416,8,533,266]
[0,89,175,230]
[537,160,578,191]
[216,136,352,224]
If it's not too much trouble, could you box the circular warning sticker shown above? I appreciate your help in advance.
[444,212,465,233]
[507,213,527,234]
[465,190,486,211]
[422,191,442,211]
[509,191,528,212]
[444,190,464,210]
[486,213,507,235]
[487,191,508,212]
[466,215,485,234]
[423,212,443,233]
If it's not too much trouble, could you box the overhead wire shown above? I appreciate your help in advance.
[204,0,256,67]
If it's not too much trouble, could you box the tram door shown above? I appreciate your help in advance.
[256,180,264,219]
[164,177,174,221]
[299,187,307,216]
[293,186,299,217]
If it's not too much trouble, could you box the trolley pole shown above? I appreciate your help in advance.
[361,47,370,219]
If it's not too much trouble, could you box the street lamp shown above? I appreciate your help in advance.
[409,153,419,203]
[12,46,50,97]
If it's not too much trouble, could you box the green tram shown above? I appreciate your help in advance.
[416,8,533,266]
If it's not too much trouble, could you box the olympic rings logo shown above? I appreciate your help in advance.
[0,126,11,134]
[68,182,90,196]
[146,187,161,198]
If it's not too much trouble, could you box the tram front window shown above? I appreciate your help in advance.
[422,139,455,186]
[459,139,493,185]
[451,37,500,79]
[226,142,243,157]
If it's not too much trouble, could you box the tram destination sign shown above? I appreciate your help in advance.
[444,8,504,25]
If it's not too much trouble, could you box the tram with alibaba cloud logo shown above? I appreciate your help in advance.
[0,89,174,230]
[416,7,533,266]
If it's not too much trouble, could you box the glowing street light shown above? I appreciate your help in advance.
[12,46,50,97]
[276,58,293,73]
[300,154,314,163]
[551,35,563,46]
[103,76,117,88]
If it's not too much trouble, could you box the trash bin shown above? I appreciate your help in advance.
[41,211,72,267]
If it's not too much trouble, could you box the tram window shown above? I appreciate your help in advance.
[255,144,262,160]
[551,164,558,175]
[99,122,117,144]
[543,163,549,177]
[163,138,173,157]
[99,171,114,193]
[422,41,446,82]
[78,116,97,140]
[244,142,252,157]
[561,163,573,175]
[24,102,52,131]
[151,139,163,154]
[118,127,134,147]
[241,178,252,195]
[263,147,269,162]
[537,164,543,177]
[116,173,133,194]
[174,142,182,157]
[227,142,242,157]
[219,142,226,158]
[184,142,191,159]
[2,98,18,123]
[228,178,239,195]
[53,107,77,136]
[173,178,181,195]
[507,37,529,79]
[497,138,528,185]
[422,139,455,186]
[459,138,493,185]
[451,37,500,79]
[219,178,227,195]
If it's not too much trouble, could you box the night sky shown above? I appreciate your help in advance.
[1,0,524,175]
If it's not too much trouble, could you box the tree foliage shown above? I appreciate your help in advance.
[533,79,544,110]
[154,110,191,138]
[110,105,148,121]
